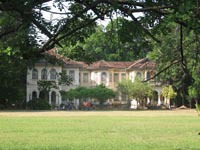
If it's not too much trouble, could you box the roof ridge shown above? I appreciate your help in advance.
[100,60,111,67]
[44,48,83,65]
[127,58,147,69]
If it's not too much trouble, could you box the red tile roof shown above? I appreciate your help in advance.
[44,48,156,70]
[127,58,156,70]
[85,60,133,69]
[44,48,82,66]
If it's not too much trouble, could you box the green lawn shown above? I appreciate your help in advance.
[0,110,199,150]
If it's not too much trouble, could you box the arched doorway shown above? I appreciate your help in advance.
[146,71,151,80]
[41,68,48,80]
[101,72,107,84]
[51,91,56,106]
[152,91,158,105]
[32,69,38,79]
[136,72,142,80]
[32,91,37,100]
[39,91,49,101]
[160,94,164,104]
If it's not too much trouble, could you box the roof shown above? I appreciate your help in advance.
[84,60,133,70]
[44,48,83,67]
[127,58,156,70]
[44,48,156,70]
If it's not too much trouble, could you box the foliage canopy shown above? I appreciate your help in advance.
[1,0,200,107]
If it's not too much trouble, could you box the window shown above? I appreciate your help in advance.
[32,68,38,79]
[146,71,151,80]
[109,73,112,82]
[69,70,75,81]
[136,72,142,80]
[114,73,119,82]
[32,91,37,100]
[83,73,88,82]
[121,73,126,80]
[50,69,57,80]
[121,92,127,101]
[39,91,46,100]
[41,68,47,80]
[101,72,107,83]
[51,91,56,105]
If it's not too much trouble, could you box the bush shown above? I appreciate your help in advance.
[196,104,200,109]
[27,98,51,110]
[195,103,200,116]
[0,104,5,110]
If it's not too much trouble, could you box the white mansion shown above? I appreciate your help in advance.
[26,48,166,107]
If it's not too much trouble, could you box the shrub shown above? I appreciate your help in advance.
[0,104,5,110]
[27,98,51,110]
[195,103,200,116]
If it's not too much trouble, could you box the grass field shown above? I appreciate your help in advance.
[0,110,199,150]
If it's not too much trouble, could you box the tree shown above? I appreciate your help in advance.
[118,79,153,108]
[60,18,151,62]
[131,79,153,108]
[162,85,177,106]
[188,62,200,112]
[188,86,200,116]
[37,80,58,101]
[37,71,73,101]
[91,84,116,107]
[0,47,27,108]
[61,85,115,108]
[1,1,199,53]
[58,72,73,86]
[1,0,200,108]
[148,22,199,107]
[118,79,134,102]
[61,86,89,101]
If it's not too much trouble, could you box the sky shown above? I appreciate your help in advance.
[37,1,143,43]
[41,1,143,27]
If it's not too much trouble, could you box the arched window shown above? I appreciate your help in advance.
[69,70,75,81]
[32,91,37,100]
[39,91,46,100]
[41,68,47,80]
[153,91,158,103]
[136,72,142,80]
[51,91,56,105]
[50,69,57,80]
[101,72,107,83]
[146,71,151,80]
[32,69,38,79]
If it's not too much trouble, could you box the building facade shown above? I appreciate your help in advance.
[26,48,165,107]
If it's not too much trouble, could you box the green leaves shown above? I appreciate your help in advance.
[61,85,115,106]
[58,72,73,86]
[118,79,153,106]
[162,85,177,100]
[91,84,116,105]
[37,80,58,92]
[118,79,134,100]
[60,18,151,62]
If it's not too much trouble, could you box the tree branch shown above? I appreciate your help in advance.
[0,24,22,39]
[144,60,181,82]
[41,16,100,51]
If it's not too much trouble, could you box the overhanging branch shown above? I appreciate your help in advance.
[144,60,181,82]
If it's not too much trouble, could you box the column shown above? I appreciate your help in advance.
[157,91,161,105]
[147,97,150,104]
[37,90,39,98]
[49,92,51,104]
[57,93,61,106]
[27,91,30,102]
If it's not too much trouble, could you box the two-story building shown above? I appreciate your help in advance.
[26,48,165,107]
